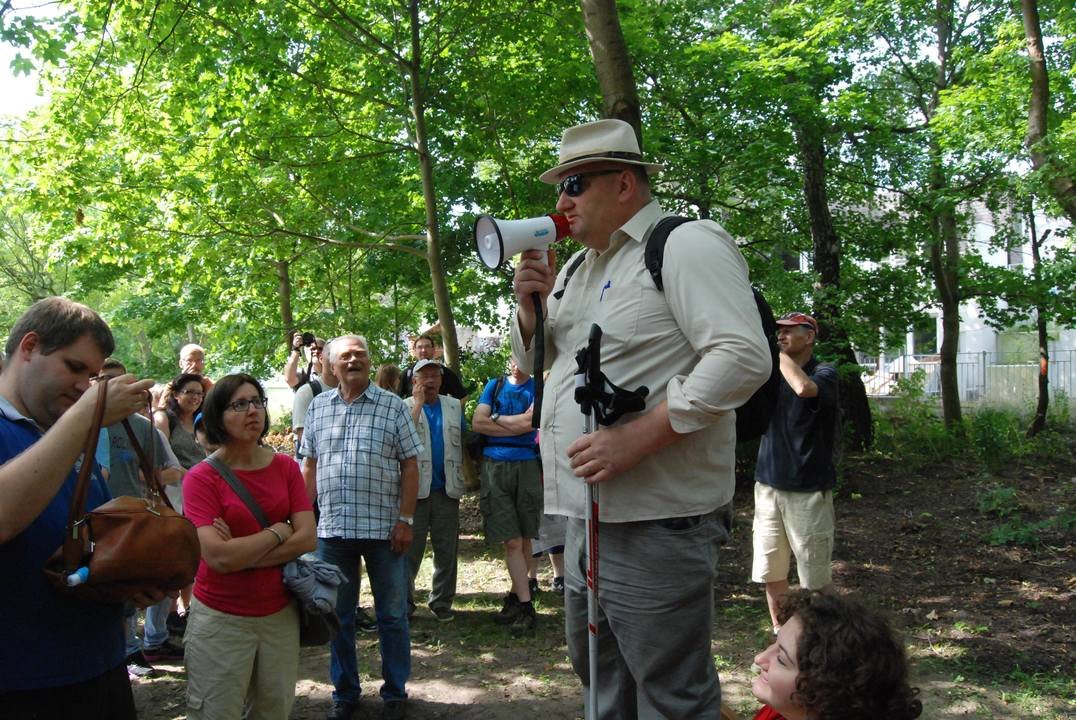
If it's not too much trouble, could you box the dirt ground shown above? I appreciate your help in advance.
[133,441,1075,719]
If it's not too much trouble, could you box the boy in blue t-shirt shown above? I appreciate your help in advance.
[471,360,541,633]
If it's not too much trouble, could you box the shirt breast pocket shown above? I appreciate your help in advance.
[595,282,642,348]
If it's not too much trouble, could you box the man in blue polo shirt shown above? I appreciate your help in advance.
[751,312,840,633]
[0,297,157,719]
[471,359,541,634]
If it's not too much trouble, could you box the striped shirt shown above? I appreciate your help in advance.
[300,382,422,540]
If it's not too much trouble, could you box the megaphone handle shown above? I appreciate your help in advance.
[531,292,545,429]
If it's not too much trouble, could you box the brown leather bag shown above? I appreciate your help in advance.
[42,377,201,604]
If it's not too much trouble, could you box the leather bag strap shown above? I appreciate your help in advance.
[204,455,270,528]
[62,376,110,570]
[120,416,175,511]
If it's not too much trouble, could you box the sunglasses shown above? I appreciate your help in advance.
[556,169,623,197]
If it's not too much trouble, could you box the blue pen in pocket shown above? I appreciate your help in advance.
[600,280,612,302]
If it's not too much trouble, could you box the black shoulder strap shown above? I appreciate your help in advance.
[490,375,506,412]
[205,455,269,528]
[643,216,693,291]
[552,250,589,301]
[310,379,323,397]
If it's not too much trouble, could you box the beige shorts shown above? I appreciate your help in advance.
[751,483,834,589]
[184,597,300,720]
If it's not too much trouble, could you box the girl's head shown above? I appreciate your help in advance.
[166,373,205,418]
[753,591,922,720]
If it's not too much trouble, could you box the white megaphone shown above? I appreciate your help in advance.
[474,213,571,269]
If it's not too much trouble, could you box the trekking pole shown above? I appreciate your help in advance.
[575,324,602,717]
[573,324,649,718]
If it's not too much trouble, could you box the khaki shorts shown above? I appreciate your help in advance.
[184,597,300,720]
[480,459,542,544]
[751,483,834,589]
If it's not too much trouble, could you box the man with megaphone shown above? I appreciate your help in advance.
[508,118,772,720]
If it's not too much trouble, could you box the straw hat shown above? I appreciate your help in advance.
[538,119,663,184]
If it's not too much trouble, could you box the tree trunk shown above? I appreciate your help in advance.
[579,0,642,143]
[927,161,963,428]
[793,117,873,449]
[926,0,962,429]
[276,259,295,349]
[1026,213,1050,437]
[408,0,460,371]
[1021,0,1076,224]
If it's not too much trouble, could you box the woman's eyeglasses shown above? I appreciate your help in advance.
[225,397,267,413]
[556,169,622,197]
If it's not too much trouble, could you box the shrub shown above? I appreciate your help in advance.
[969,408,1029,473]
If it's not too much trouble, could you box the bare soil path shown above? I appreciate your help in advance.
[134,443,1075,719]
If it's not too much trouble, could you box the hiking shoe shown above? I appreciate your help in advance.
[551,576,565,596]
[382,699,407,720]
[430,606,455,623]
[510,601,537,635]
[327,699,356,720]
[143,640,185,663]
[166,610,187,635]
[355,606,378,633]
[126,650,158,679]
[494,592,521,625]
[528,577,540,597]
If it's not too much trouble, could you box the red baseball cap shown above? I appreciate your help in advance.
[776,312,819,334]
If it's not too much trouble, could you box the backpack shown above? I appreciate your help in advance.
[464,375,506,462]
[554,215,780,442]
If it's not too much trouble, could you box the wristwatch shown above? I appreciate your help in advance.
[490,413,501,424]
[398,515,414,526]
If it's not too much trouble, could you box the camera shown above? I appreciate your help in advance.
[301,332,316,347]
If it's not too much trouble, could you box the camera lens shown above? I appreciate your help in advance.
[302,332,316,346]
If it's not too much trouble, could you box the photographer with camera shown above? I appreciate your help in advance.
[284,332,325,391]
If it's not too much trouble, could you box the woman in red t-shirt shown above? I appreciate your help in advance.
[750,591,922,720]
[182,374,315,720]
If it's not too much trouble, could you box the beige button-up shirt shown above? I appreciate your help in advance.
[511,201,770,522]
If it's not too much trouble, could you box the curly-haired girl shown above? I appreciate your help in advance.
[751,590,922,720]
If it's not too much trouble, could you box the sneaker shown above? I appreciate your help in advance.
[551,576,565,596]
[382,699,407,720]
[430,606,455,623]
[528,577,540,597]
[494,592,521,625]
[355,606,378,634]
[510,601,537,635]
[143,640,185,663]
[327,699,357,720]
[126,650,159,679]
[166,610,187,635]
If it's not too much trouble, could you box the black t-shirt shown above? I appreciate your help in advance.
[399,363,468,400]
[755,357,839,492]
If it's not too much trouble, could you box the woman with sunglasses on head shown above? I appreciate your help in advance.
[181,374,315,720]
[152,372,209,638]
[752,590,922,720]
[154,373,209,496]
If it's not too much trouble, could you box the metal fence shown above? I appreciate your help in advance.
[860,350,1075,408]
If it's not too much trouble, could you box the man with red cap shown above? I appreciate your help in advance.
[751,312,840,633]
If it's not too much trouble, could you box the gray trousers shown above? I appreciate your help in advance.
[406,489,460,612]
[564,510,727,720]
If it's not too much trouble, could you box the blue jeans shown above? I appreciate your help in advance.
[124,597,172,656]
[318,537,410,703]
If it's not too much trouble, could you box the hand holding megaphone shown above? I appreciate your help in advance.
[474,213,571,269]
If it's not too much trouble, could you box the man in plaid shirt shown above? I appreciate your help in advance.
[301,334,422,720]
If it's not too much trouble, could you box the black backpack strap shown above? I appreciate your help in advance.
[643,216,693,291]
[490,375,505,412]
[205,455,270,528]
[552,250,588,301]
